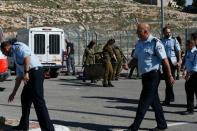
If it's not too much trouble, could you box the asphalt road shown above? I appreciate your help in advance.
[0,75,197,131]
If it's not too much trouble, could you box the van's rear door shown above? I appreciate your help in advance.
[48,32,63,65]
[31,31,47,64]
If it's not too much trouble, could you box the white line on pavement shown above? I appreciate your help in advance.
[167,122,189,127]
[30,124,71,131]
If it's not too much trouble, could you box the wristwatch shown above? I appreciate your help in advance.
[24,70,29,73]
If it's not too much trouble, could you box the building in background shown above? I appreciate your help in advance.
[64,0,173,6]
[65,0,109,3]
[136,0,171,6]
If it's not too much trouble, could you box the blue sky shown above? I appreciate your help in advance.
[186,0,193,5]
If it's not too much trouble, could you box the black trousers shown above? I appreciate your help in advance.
[18,68,55,131]
[163,58,176,103]
[185,73,197,112]
[130,70,167,131]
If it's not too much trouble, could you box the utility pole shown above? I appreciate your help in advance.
[86,25,89,46]
[161,0,164,37]
[26,15,33,29]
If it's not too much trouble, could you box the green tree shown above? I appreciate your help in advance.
[176,0,186,6]
[193,0,197,7]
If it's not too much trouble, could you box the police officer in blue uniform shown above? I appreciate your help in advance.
[1,40,55,131]
[161,26,182,106]
[182,40,197,115]
[124,23,175,131]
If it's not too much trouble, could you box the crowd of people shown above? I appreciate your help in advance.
[0,23,197,131]
[78,23,197,131]
[81,38,127,87]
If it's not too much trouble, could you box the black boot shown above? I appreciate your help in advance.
[12,125,28,131]
[108,82,114,87]
[103,83,109,87]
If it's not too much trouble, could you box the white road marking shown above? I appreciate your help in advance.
[167,122,190,127]
[30,124,71,131]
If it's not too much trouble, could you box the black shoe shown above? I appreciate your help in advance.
[176,75,180,80]
[123,129,133,131]
[181,111,194,115]
[128,76,132,79]
[123,127,134,131]
[103,84,109,87]
[149,127,167,131]
[82,78,86,82]
[170,98,175,102]
[12,126,28,131]
[91,80,96,83]
[162,101,170,106]
[67,72,71,76]
[194,105,197,109]
[108,83,114,87]
[115,78,118,80]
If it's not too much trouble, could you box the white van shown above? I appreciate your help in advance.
[17,27,65,78]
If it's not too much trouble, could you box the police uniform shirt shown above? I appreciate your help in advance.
[161,36,181,64]
[134,35,167,75]
[12,42,42,78]
[185,46,197,73]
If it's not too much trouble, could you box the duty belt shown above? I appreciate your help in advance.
[29,67,42,72]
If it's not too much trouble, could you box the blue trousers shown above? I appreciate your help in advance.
[130,70,167,131]
[66,54,75,73]
[18,68,54,131]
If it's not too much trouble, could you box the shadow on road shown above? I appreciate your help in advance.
[0,102,196,131]
[82,96,139,104]
[165,103,186,108]
[51,78,103,87]
[82,96,187,115]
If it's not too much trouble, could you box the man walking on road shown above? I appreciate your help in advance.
[124,23,175,131]
[182,40,197,115]
[65,39,76,75]
[1,39,55,131]
[161,26,181,106]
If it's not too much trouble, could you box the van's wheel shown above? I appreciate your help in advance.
[49,70,59,78]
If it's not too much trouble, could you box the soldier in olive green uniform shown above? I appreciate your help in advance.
[112,45,125,80]
[102,39,117,87]
[82,40,96,83]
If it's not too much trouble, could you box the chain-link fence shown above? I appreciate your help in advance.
[62,26,189,66]
[185,27,197,41]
